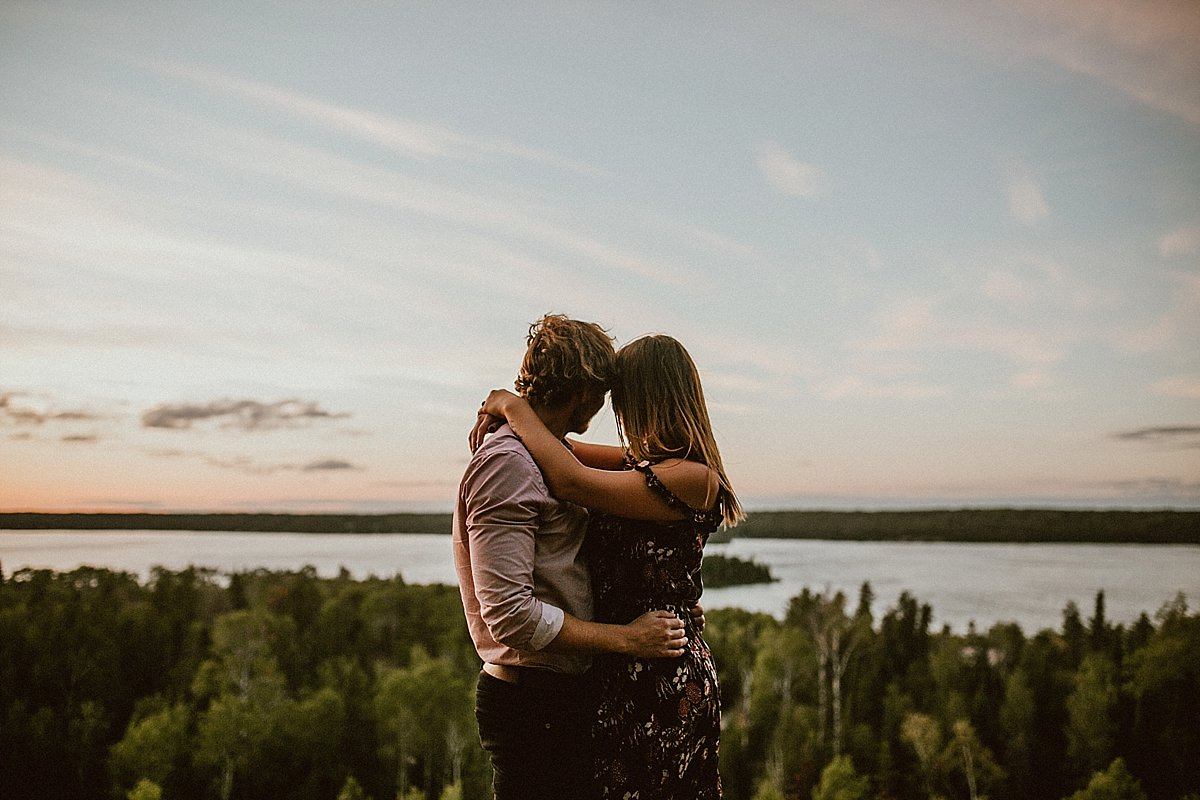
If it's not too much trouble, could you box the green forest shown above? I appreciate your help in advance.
[3,564,1197,800]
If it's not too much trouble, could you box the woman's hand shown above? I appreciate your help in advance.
[468,389,524,452]
[480,388,521,419]
[469,411,503,452]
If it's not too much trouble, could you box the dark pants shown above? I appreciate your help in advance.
[475,669,598,800]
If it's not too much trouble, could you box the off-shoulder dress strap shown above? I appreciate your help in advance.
[631,459,718,522]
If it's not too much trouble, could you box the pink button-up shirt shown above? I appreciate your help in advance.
[453,425,593,674]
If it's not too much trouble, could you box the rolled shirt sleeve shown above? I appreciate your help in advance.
[463,447,565,651]
[529,602,565,651]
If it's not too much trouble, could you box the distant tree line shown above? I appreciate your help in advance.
[3,509,1197,543]
[1,564,1197,800]
[730,509,1200,544]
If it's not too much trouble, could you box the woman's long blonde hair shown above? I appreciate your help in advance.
[612,335,744,528]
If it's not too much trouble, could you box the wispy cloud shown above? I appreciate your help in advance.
[302,459,358,472]
[860,242,1135,378]
[1006,164,1050,227]
[859,297,937,353]
[141,399,350,431]
[1159,227,1200,258]
[1111,271,1200,353]
[982,270,1036,306]
[0,125,182,181]
[1093,477,1200,501]
[1152,376,1200,400]
[0,392,101,425]
[1112,426,1200,449]
[893,475,1200,505]
[159,117,701,289]
[1024,0,1200,127]
[855,294,1082,388]
[199,456,287,475]
[816,375,949,401]
[128,56,607,176]
[147,448,363,475]
[61,434,99,443]
[640,214,762,260]
[756,142,826,197]
[1011,368,1052,390]
[852,1,1200,127]
[376,479,459,489]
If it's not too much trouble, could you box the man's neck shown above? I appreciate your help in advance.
[529,402,572,440]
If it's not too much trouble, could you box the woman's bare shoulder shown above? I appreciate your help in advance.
[650,458,719,511]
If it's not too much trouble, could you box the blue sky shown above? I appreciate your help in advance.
[2,1,1198,512]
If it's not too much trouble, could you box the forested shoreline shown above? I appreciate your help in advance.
[1,564,1196,800]
[730,509,1200,544]
[3,509,1199,543]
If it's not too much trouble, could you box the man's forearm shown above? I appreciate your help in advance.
[542,610,687,660]
[542,613,629,656]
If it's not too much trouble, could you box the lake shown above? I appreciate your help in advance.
[3,531,1198,633]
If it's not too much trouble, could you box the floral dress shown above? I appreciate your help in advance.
[583,460,723,800]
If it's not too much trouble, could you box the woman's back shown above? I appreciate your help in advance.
[585,460,724,800]
[586,461,721,624]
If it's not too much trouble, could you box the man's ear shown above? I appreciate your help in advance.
[582,385,608,408]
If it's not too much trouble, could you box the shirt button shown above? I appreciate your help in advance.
[545,723,552,730]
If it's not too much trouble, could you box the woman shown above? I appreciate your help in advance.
[476,334,743,800]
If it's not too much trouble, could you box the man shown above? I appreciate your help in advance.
[453,314,686,800]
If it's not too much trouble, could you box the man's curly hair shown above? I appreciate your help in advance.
[514,314,615,408]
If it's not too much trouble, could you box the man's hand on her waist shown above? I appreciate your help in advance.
[621,610,687,659]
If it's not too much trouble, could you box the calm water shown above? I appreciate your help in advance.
[3,531,1198,633]
[703,539,1200,633]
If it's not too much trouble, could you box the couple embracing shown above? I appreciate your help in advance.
[453,314,743,800]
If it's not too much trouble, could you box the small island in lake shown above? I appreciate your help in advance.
[702,554,776,587]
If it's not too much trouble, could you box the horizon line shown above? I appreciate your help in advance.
[3,505,1199,516]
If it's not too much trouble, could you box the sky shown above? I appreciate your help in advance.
[1,1,1198,514]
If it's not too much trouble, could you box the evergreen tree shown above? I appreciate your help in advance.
[1062,601,1086,667]
[336,775,371,800]
[939,719,1004,800]
[900,712,942,799]
[1065,654,1118,780]
[998,669,1036,799]
[1124,595,1200,798]
[811,755,870,800]
[126,778,163,800]
[1063,758,1147,800]
[109,702,191,796]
